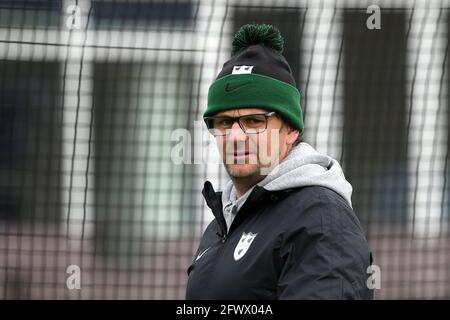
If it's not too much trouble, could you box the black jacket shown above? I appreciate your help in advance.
[186,181,374,300]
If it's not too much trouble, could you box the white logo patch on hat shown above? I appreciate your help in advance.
[234,232,257,261]
[232,65,254,74]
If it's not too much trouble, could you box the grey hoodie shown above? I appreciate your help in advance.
[221,142,353,230]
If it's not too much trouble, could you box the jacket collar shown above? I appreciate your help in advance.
[202,180,295,236]
[202,181,227,236]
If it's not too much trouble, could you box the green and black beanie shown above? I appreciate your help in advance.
[204,24,304,133]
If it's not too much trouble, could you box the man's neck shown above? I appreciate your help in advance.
[231,175,264,198]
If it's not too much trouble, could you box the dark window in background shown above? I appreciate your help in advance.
[0,0,61,28]
[343,10,408,225]
[93,62,195,267]
[0,60,62,223]
[232,5,304,87]
[92,1,194,31]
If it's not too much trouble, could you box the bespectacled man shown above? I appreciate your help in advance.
[186,24,374,300]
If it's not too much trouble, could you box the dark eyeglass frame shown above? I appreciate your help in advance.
[204,111,276,136]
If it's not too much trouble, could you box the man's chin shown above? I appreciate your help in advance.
[225,164,260,179]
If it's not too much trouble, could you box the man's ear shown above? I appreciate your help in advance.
[286,128,300,145]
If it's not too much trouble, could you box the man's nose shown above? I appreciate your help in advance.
[228,122,246,140]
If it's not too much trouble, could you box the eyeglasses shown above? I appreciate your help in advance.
[204,111,276,136]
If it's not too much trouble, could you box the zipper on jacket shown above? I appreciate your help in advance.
[216,231,227,243]
[217,226,228,242]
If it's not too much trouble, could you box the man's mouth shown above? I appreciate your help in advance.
[227,151,250,157]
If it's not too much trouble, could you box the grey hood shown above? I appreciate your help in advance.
[222,142,353,218]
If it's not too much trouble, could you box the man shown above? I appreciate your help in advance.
[185,24,373,299]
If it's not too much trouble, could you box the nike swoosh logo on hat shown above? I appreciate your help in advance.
[224,81,251,92]
[195,247,211,261]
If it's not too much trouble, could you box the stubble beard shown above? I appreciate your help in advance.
[224,162,260,180]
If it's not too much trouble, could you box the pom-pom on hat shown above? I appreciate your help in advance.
[204,24,304,133]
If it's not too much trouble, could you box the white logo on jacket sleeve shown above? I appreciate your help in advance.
[233,232,257,261]
[232,65,254,74]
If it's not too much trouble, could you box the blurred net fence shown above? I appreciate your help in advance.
[0,0,449,299]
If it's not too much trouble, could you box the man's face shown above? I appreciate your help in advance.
[213,108,299,180]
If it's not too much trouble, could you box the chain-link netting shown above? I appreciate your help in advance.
[0,0,449,299]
